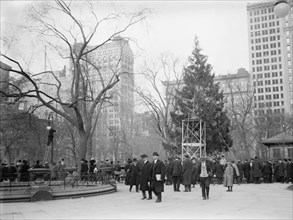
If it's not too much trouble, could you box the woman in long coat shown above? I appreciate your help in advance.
[182,155,193,192]
[224,162,234,192]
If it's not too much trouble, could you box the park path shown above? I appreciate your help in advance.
[1,182,292,219]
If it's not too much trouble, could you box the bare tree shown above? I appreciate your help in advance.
[224,75,255,159]
[0,0,149,168]
[136,54,183,157]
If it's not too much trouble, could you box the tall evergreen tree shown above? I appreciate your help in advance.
[170,36,232,154]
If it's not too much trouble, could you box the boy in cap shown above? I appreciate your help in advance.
[150,152,166,203]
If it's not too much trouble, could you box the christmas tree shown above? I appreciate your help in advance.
[170,36,232,154]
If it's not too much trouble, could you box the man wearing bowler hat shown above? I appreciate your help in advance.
[150,152,166,203]
[139,154,152,200]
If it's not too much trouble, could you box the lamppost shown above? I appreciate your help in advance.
[47,112,56,164]
[274,0,291,18]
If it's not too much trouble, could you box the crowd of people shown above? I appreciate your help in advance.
[1,153,292,203]
[122,154,293,202]
[0,158,67,182]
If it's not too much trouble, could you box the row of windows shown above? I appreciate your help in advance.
[253,86,284,93]
[256,95,284,102]
[251,28,280,37]
[257,100,285,108]
[252,50,280,58]
[251,35,280,44]
[252,45,281,51]
[252,57,280,65]
[252,64,282,72]
[255,86,283,94]
[254,79,283,85]
[251,21,279,30]
[249,8,274,17]
[255,108,285,116]
[272,148,293,159]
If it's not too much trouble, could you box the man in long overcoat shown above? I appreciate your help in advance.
[252,156,262,184]
[139,154,152,200]
[182,154,193,192]
[287,159,293,183]
[150,152,166,203]
[262,161,273,183]
[242,159,251,183]
[129,158,140,192]
[170,156,182,192]
[214,160,224,184]
[278,159,285,183]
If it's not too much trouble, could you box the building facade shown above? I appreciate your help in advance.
[247,0,293,116]
[89,37,135,162]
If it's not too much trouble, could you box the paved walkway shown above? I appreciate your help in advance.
[1,183,292,219]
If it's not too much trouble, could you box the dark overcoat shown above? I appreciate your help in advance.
[150,159,166,193]
[279,162,285,177]
[214,162,224,179]
[170,159,182,177]
[242,161,251,178]
[236,162,243,178]
[252,159,262,178]
[262,162,272,174]
[129,164,140,185]
[140,161,151,191]
[182,158,192,185]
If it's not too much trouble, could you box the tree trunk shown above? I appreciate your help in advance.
[78,129,87,172]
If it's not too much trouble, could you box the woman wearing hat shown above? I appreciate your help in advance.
[223,162,234,192]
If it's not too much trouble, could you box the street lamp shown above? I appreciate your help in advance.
[274,0,291,18]
[47,112,56,164]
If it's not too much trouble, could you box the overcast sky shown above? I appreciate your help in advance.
[0,0,266,76]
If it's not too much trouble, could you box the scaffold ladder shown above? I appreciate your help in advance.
[181,118,206,160]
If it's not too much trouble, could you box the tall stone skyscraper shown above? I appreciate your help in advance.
[247,0,293,116]
[87,36,135,161]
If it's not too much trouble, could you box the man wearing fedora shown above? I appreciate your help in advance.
[197,157,212,200]
[139,154,152,200]
[150,152,166,203]
[170,156,182,192]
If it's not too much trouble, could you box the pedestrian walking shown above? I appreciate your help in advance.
[252,156,262,184]
[182,154,192,192]
[197,157,212,200]
[242,159,251,183]
[129,158,140,192]
[191,158,198,187]
[139,154,152,200]
[165,159,172,185]
[124,159,132,185]
[224,162,234,192]
[150,152,166,203]
[170,156,182,192]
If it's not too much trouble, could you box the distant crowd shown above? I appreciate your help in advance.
[1,155,292,185]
